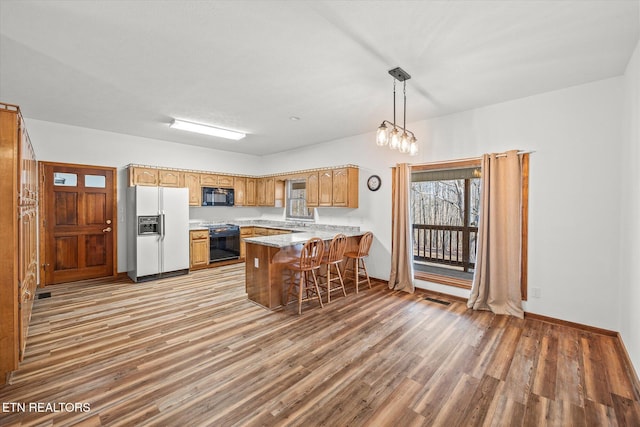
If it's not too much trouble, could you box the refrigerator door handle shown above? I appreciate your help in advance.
[157,213,164,238]
[161,212,166,239]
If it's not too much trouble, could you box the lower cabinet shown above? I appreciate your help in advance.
[190,230,209,269]
[240,227,254,259]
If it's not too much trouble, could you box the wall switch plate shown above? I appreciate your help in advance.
[531,287,541,298]
[254,258,259,268]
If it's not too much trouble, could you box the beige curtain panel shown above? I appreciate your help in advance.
[468,150,524,318]
[389,163,415,293]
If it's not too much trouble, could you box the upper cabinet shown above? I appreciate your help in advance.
[245,178,256,206]
[332,167,358,208]
[184,172,201,206]
[158,170,183,187]
[306,172,319,208]
[256,177,275,206]
[318,170,333,207]
[217,175,234,188]
[306,167,358,208]
[200,174,234,188]
[200,173,218,187]
[234,177,246,206]
[129,166,159,186]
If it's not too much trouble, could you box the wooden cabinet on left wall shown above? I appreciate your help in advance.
[0,103,38,385]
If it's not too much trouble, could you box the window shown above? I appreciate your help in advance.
[286,179,313,220]
[85,175,106,188]
[410,160,481,288]
[53,172,77,186]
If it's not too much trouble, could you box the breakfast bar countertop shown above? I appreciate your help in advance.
[243,229,365,248]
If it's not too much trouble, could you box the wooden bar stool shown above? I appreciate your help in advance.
[283,237,325,315]
[318,233,348,303]
[344,231,373,293]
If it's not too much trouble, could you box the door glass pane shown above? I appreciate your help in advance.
[85,175,106,188]
[53,172,77,187]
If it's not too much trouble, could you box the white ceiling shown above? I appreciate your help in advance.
[1,1,638,156]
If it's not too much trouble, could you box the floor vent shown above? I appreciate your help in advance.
[425,297,451,306]
[37,292,52,299]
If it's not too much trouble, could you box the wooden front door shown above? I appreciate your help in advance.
[41,162,117,284]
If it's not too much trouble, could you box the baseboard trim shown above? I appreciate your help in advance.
[523,312,617,337]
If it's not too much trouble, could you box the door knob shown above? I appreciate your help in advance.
[106,219,112,224]
[103,227,112,232]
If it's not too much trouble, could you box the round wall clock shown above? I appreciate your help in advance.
[367,175,381,191]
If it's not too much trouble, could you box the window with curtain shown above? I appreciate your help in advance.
[410,160,482,288]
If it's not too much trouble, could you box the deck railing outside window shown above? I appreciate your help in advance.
[412,224,478,272]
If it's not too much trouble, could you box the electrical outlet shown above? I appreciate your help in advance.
[531,287,541,298]
[254,258,259,268]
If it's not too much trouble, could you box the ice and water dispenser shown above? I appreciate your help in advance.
[137,215,161,235]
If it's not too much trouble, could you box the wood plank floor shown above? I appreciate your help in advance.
[1,263,639,426]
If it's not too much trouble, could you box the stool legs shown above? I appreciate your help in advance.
[324,262,346,303]
[284,269,324,315]
[345,256,371,293]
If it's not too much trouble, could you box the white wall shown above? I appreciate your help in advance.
[620,38,640,374]
[26,119,264,273]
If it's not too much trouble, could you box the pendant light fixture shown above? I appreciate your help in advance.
[376,67,418,156]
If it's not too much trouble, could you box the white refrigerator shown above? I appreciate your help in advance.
[127,186,189,282]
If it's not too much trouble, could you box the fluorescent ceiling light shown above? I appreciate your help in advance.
[169,119,246,140]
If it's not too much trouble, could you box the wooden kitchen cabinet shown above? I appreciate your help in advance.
[306,172,319,207]
[158,170,183,187]
[200,173,218,187]
[240,226,254,259]
[1,103,38,385]
[184,172,201,206]
[253,227,269,236]
[262,177,275,206]
[332,167,358,208]
[267,228,291,236]
[234,178,246,206]
[129,166,159,186]
[318,170,333,206]
[190,230,209,269]
[265,178,275,205]
[254,177,276,207]
[245,178,256,206]
[217,175,234,188]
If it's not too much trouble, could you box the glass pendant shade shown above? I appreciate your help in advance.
[399,132,410,153]
[376,122,389,146]
[389,128,400,150]
[409,136,418,156]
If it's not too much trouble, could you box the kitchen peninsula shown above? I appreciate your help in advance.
[243,225,365,310]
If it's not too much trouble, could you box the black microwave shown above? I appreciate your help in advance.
[202,187,234,206]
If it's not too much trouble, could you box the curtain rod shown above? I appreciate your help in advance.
[495,149,535,158]
[394,150,536,168]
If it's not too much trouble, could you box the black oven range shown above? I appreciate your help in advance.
[208,224,240,262]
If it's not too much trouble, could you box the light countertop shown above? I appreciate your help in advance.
[243,229,365,248]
